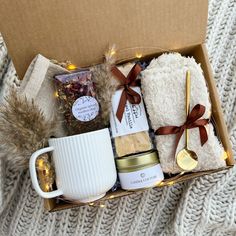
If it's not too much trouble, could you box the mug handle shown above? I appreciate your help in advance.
[29,146,63,198]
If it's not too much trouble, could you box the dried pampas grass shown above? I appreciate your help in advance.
[91,45,119,125]
[0,89,56,169]
[91,64,118,125]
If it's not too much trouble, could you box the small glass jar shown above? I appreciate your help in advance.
[116,151,164,190]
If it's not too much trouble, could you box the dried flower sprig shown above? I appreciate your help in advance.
[91,44,119,125]
[0,88,57,169]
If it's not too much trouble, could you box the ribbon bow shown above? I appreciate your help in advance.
[111,64,142,122]
[155,104,209,155]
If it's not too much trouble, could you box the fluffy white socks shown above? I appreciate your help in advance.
[141,53,226,173]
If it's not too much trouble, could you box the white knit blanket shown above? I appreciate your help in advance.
[0,0,235,235]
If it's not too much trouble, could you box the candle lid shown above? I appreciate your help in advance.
[116,151,159,172]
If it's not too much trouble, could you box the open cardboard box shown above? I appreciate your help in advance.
[0,0,234,211]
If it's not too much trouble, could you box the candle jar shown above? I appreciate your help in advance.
[115,151,164,190]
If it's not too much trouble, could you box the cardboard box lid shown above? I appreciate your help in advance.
[0,0,208,79]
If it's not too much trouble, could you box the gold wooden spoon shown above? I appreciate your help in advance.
[176,70,198,171]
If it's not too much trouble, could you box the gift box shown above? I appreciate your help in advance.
[0,0,233,211]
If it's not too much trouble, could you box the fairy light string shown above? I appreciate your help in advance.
[36,154,54,192]
[42,43,229,207]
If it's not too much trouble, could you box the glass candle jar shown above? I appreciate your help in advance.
[116,151,164,190]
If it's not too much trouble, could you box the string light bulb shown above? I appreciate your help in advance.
[222,151,228,160]
[89,202,95,206]
[66,63,77,71]
[54,91,59,98]
[135,52,142,59]
[44,167,50,176]
[109,48,116,56]
[45,183,50,191]
[167,181,175,186]
[100,204,105,208]
[37,158,45,170]
[157,181,164,187]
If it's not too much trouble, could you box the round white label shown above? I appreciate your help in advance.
[72,96,99,122]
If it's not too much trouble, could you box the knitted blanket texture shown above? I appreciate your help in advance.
[0,0,235,235]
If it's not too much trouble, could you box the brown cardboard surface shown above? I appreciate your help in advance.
[0,0,233,212]
[50,167,231,212]
[191,44,234,166]
[0,0,208,79]
[44,44,234,211]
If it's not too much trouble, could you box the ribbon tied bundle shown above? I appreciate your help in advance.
[156,104,209,156]
[141,53,226,174]
[111,64,142,122]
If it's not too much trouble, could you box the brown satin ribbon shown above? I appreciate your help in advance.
[155,104,209,155]
[111,64,142,122]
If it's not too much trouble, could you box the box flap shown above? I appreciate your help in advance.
[0,0,208,79]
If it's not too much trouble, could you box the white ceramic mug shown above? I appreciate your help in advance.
[29,128,117,203]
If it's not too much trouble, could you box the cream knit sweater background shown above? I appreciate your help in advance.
[0,0,235,235]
